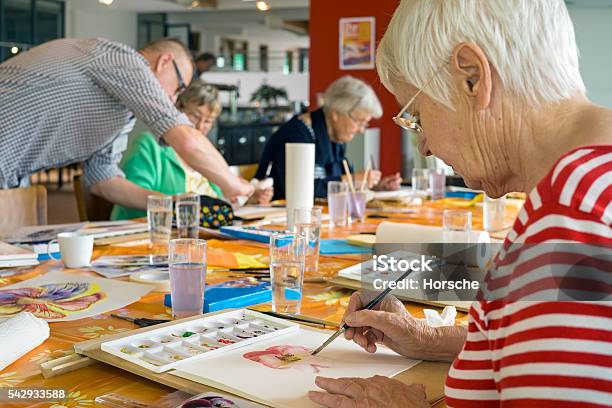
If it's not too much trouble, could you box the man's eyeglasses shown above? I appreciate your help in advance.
[392,63,447,134]
[172,60,187,96]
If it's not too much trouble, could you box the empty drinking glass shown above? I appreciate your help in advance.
[443,209,473,243]
[176,194,201,239]
[429,168,446,200]
[294,207,323,275]
[147,195,173,251]
[269,233,307,314]
[328,181,349,227]
[483,195,506,232]
[168,238,207,319]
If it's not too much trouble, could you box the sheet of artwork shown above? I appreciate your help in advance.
[91,255,169,278]
[0,271,153,321]
[172,327,420,408]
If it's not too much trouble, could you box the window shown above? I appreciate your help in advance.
[0,0,64,63]
[259,45,269,72]
[283,50,294,74]
[137,13,166,50]
[35,0,63,44]
[298,48,308,73]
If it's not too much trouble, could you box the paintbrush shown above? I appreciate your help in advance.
[310,269,412,355]
[342,159,357,194]
[361,163,371,192]
[251,310,339,328]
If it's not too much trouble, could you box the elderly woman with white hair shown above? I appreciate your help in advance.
[255,75,402,200]
[309,1,611,407]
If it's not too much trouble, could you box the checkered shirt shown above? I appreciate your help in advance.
[0,38,191,188]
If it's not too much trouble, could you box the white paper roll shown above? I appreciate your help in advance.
[0,312,50,371]
[285,143,315,229]
[375,222,492,268]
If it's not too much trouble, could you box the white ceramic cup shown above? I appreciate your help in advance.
[48,232,94,268]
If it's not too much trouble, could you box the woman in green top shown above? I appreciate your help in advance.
[111,81,272,220]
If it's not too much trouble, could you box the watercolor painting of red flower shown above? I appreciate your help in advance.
[243,345,330,373]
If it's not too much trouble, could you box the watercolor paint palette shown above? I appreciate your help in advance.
[101,309,298,373]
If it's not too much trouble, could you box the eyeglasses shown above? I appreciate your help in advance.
[347,99,371,130]
[392,63,447,133]
[348,111,370,129]
[186,109,218,127]
[172,60,187,96]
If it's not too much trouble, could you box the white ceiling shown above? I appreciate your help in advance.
[90,0,308,12]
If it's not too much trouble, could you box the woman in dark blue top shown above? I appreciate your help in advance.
[255,76,402,200]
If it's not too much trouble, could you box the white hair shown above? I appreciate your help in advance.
[377,0,586,109]
[322,76,383,118]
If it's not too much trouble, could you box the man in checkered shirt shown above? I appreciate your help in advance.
[0,37,253,209]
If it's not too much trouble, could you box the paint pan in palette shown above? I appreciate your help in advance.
[101,309,299,373]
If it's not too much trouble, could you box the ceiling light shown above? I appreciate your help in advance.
[98,0,114,5]
[256,1,271,11]
[10,47,19,54]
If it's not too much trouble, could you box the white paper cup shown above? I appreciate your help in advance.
[48,232,94,268]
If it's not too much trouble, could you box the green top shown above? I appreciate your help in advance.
[110,132,222,220]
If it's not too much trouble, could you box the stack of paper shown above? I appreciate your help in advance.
[0,241,38,268]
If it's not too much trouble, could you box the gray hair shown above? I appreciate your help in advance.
[377,0,586,109]
[177,80,221,114]
[322,76,383,118]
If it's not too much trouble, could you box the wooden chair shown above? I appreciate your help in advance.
[73,175,114,222]
[0,185,47,236]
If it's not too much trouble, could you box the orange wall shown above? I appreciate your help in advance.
[309,0,402,175]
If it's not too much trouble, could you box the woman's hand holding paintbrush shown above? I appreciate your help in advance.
[338,291,467,362]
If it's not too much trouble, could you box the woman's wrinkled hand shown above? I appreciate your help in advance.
[342,291,466,361]
[309,375,430,408]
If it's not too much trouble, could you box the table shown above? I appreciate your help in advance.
[1,199,520,407]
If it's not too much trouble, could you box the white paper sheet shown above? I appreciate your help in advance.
[171,327,420,408]
[0,271,153,322]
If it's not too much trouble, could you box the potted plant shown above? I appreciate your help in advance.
[250,83,288,107]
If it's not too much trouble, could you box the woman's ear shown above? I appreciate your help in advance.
[450,42,492,111]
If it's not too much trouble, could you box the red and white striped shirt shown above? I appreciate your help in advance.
[445,145,612,407]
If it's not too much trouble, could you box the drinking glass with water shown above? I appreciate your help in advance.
[147,195,173,251]
[168,239,207,319]
[443,209,473,243]
[294,207,322,275]
[483,195,506,232]
[176,194,201,239]
[412,168,430,199]
[269,233,307,314]
[327,181,349,227]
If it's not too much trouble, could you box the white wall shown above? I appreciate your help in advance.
[166,11,309,68]
[201,71,308,106]
[64,0,137,48]
[569,7,612,107]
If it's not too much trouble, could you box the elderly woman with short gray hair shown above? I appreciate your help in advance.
[255,75,402,200]
[309,1,611,407]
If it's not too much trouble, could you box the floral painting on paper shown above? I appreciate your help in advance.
[0,282,105,320]
[243,345,330,373]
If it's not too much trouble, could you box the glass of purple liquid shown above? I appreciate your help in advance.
[168,239,207,319]
[348,191,368,223]
[429,168,446,200]
[327,181,349,227]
